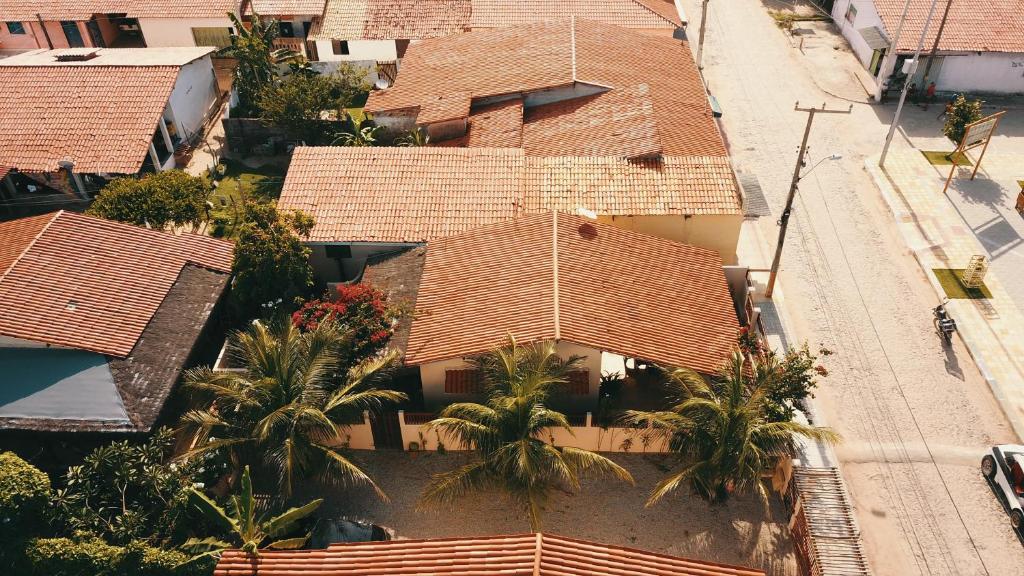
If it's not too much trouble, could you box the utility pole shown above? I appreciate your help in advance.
[765,103,852,298]
[695,0,710,70]
[921,0,954,90]
[879,0,941,166]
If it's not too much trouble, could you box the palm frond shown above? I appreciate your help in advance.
[559,447,635,485]
[263,500,323,539]
[419,460,493,509]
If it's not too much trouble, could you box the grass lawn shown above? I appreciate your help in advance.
[933,268,992,299]
[207,159,286,238]
[921,150,973,166]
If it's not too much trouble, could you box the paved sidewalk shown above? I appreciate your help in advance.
[868,150,1024,439]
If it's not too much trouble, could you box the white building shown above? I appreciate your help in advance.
[832,0,1024,95]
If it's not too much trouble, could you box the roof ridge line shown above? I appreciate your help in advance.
[0,210,61,283]
[532,533,543,576]
[628,0,681,27]
[552,211,561,340]
[570,15,577,82]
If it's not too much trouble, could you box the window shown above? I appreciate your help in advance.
[324,245,352,259]
[191,27,232,49]
[567,370,590,395]
[279,21,294,38]
[331,39,350,55]
[844,4,858,24]
[444,369,482,394]
[5,22,25,34]
[61,21,85,47]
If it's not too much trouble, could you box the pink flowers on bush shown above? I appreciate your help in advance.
[292,283,394,364]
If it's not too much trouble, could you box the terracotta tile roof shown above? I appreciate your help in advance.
[470,0,680,29]
[367,19,725,158]
[277,146,524,243]
[875,0,1024,53]
[249,0,325,15]
[0,0,239,20]
[525,155,740,216]
[417,91,472,124]
[0,59,182,173]
[279,147,741,243]
[437,99,525,148]
[311,0,471,40]
[405,212,740,374]
[0,211,233,357]
[215,533,764,576]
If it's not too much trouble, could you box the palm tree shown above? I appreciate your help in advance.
[179,318,406,498]
[420,337,634,531]
[622,351,839,505]
[219,11,299,117]
[331,115,382,147]
[183,466,321,558]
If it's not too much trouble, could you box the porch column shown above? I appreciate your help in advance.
[158,117,174,153]
[149,143,163,172]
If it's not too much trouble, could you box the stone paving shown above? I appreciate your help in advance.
[867,150,1024,439]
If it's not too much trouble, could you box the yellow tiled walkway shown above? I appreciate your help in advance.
[868,151,1024,439]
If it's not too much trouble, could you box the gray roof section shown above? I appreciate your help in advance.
[859,26,890,51]
[361,247,427,362]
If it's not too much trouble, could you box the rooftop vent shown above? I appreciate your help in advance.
[55,50,100,62]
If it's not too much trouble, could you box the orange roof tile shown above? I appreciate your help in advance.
[437,99,525,148]
[311,0,470,40]
[0,0,239,20]
[215,533,764,576]
[469,0,680,29]
[0,60,182,173]
[417,91,472,124]
[0,211,233,357]
[278,146,525,243]
[279,147,740,243]
[367,19,725,158]
[249,0,325,15]
[405,212,740,373]
[875,0,1024,53]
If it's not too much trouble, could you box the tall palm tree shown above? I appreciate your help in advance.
[219,11,299,117]
[179,318,406,498]
[420,337,634,531]
[622,351,839,505]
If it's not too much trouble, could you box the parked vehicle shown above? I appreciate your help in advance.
[310,518,394,548]
[981,445,1024,532]
[933,301,957,344]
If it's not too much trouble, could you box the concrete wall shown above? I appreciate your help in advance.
[831,0,885,71]
[417,341,603,412]
[325,410,376,450]
[138,18,233,47]
[598,213,742,265]
[936,52,1024,94]
[314,39,397,62]
[167,55,220,142]
[0,21,46,50]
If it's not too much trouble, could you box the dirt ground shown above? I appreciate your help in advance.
[683,0,1024,574]
[316,451,798,575]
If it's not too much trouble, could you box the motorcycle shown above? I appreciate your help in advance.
[934,300,957,344]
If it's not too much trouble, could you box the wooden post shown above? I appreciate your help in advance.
[970,111,1004,180]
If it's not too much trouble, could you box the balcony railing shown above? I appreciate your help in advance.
[272,37,306,57]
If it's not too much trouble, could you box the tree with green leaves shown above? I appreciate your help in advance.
[942,94,983,145]
[332,115,382,147]
[622,352,838,505]
[219,12,298,118]
[230,202,314,319]
[420,338,634,531]
[396,127,430,147]
[183,466,321,559]
[179,318,406,498]
[87,170,210,230]
[258,66,370,144]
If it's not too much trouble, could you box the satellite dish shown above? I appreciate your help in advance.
[576,207,597,220]
[374,78,390,90]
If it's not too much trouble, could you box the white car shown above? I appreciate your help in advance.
[982,444,1024,532]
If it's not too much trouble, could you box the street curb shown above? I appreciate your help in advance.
[865,158,1024,441]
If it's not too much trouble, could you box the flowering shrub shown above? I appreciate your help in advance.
[292,283,394,364]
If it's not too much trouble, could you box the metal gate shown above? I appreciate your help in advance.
[370,411,403,450]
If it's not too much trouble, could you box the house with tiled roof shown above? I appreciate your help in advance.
[833,0,1024,94]
[0,47,221,201]
[214,532,765,576]
[361,212,741,412]
[0,1,240,53]
[305,0,682,64]
[242,0,327,60]
[0,211,233,435]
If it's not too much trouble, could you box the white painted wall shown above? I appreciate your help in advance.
[309,242,420,283]
[138,18,234,47]
[831,0,886,70]
[937,53,1024,94]
[167,55,220,142]
[314,39,397,62]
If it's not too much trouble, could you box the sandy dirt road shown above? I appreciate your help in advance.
[679,0,1024,573]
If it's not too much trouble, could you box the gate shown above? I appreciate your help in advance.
[370,411,403,450]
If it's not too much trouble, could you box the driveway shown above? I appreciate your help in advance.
[682,0,1024,573]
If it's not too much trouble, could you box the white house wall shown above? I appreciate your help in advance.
[138,18,234,47]
[314,39,397,62]
[936,53,1024,94]
[831,0,886,70]
[167,55,220,143]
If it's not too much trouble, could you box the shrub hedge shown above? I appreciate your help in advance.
[25,537,213,576]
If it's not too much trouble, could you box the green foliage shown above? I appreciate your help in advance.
[942,94,983,144]
[230,202,314,319]
[179,319,406,498]
[220,12,299,118]
[292,283,397,367]
[760,344,831,423]
[421,337,634,531]
[395,127,430,147]
[182,466,321,559]
[0,452,50,538]
[87,170,211,230]
[257,66,369,144]
[25,536,212,576]
[332,115,382,147]
[622,352,839,505]
[50,428,226,547]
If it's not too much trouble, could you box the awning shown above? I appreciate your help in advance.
[859,26,890,51]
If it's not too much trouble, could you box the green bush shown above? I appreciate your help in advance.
[0,452,51,537]
[87,170,211,230]
[25,537,213,576]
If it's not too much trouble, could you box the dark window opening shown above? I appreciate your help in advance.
[332,39,350,55]
[6,22,26,34]
[325,245,353,259]
[279,21,294,38]
[61,21,85,47]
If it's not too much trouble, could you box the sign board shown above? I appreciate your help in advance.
[961,113,1002,151]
